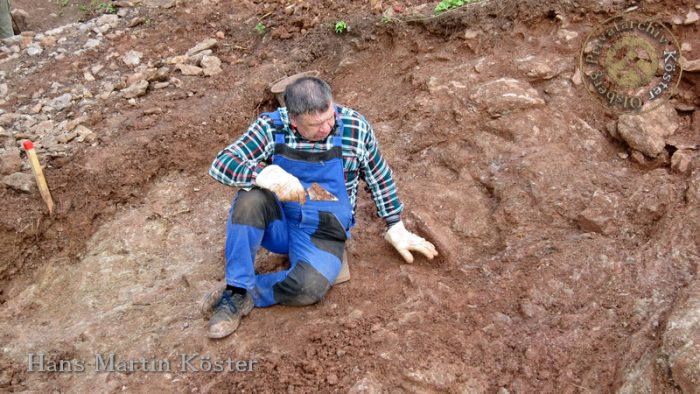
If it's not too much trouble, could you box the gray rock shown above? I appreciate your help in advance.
[2,172,36,193]
[464,29,480,39]
[126,68,157,85]
[31,120,55,135]
[145,0,176,8]
[470,78,545,116]
[189,49,212,65]
[84,39,101,49]
[557,29,578,42]
[57,131,78,144]
[617,103,679,157]
[684,59,700,72]
[201,55,222,76]
[128,17,146,28]
[0,148,21,175]
[96,14,120,29]
[165,54,188,65]
[122,50,143,66]
[0,113,20,127]
[671,150,693,174]
[39,36,57,48]
[45,26,66,36]
[514,55,564,80]
[121,80,149,99]
[186,38,217,56]
[176,64,203,76]
[571,68,582,85]
[26,45,43,56]
[684,10,699,24]
[0,83,8,99]
[48,93,73,111]
[75,125,96,143]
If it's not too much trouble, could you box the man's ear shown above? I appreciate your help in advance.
[289,116,297,129]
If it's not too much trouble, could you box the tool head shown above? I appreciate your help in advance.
[306,183,338,201]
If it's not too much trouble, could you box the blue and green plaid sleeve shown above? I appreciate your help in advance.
[358,117,404,219]
[209,118,274,187]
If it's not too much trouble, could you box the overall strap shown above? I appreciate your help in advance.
[333,106,345,139]
[261,110,285,130]
[274,133,285,144]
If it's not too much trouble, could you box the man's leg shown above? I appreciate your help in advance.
[0,0,13,39]
[207,188,288,339]
[224,188,288,291]
[256,210,346,307]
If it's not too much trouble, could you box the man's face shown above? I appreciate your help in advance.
[290,104,336,141]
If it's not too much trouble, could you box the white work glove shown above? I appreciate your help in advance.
[385,221,438,263]
[255,164,306,203]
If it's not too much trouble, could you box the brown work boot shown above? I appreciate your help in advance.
[200,285,225,318]
[203,288,254,339]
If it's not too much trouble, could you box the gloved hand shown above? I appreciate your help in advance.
[385,221,438,263]
[255,165,306,203]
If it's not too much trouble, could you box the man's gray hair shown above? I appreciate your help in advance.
[284,77,333,117]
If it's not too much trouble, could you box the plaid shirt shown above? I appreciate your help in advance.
[209,105,404,219]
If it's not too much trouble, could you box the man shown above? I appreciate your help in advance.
[204,77,437,339]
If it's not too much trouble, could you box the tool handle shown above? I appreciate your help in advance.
[23,141,54,215]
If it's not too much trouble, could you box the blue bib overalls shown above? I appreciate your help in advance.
[223,111,353,307]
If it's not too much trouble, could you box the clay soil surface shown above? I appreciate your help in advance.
[1,0,700,392]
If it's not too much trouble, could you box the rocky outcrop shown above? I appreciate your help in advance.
[470,78,545,116]
[663,279,700,394]
[617,103,679,158]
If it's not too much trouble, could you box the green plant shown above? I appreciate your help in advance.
[98,2,117,14]
[434,0,478,14]
[60,0,70,7]
[254,22,266,35]
[89,0,116,14]
[334,20,348,34]
[79,4,88,12]
[143,18,152,27]
[381,16,393,23]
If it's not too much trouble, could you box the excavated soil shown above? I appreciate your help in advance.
[1,0,700,392]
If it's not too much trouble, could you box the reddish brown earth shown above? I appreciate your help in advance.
[1,0,700,392]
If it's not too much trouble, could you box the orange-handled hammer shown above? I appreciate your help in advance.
[22,140,54,215]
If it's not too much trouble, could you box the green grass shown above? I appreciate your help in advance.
[334,20,347,34]
[434,0,479,14]
[254,22,266,35]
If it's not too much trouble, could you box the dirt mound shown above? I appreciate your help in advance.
[1,0,700,392]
